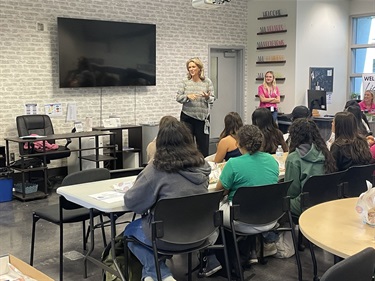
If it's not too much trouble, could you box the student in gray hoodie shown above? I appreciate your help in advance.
[124,118,211,281]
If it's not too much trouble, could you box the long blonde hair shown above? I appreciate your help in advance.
[186,57,206,80]
[262,70,276,93]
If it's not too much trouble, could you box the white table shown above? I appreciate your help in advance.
[57,176,137,280]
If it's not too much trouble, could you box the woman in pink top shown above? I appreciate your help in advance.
[359,90,375,113]
[258,71,280,121]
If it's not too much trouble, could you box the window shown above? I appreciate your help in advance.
[349,15,375,98]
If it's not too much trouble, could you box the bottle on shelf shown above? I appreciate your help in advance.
[275,145,285,170]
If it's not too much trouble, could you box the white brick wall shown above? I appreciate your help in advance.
[0,0,248,162]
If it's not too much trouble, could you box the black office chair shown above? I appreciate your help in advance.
[16,114,71,162]
[229,181,302,281]
[341,163,375,197]
[319,247,375,281]
[298,170,347,281]
[30,168,110,281]
[124,191,231,281]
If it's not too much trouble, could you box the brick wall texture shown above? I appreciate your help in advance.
[0,0,248,160]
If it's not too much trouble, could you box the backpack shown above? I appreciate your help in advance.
[101,233,142,281]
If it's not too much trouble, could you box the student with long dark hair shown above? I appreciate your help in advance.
[124,120,211,281]
[285,118,337,216]
[214,112,243,163]
[252,107,288,154]
[331,111,372,171]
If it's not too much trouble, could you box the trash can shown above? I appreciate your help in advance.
[0,168,14,203]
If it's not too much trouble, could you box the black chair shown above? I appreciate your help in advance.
[229,181,302,281]
[319,247,375,281]
[298,170,347,281]
[124,191,231,281]
[30,168,110,281]
[341,163,375,197]
[16,114,71,162]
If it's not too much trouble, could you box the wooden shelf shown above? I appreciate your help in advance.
[256,60,286,64]
[258,14,288,20]
[255,95,285,98]
[80,154,116,162]
[13,190,48,201]
[257,44,287,50]
[256,78,286,81]
[257,30,287,35]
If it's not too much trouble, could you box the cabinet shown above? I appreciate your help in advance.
[0,146,5,167]
[92,125,142,170]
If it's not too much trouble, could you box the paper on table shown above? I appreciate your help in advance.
[89,191,124,203]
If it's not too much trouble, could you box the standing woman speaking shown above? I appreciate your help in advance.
[258,70,280,121]
[176,57,215,157]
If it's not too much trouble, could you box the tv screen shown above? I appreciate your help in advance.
[307,90,327,112]
[58,17,156,88]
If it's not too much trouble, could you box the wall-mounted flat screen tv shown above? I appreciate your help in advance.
[58,17,156,88]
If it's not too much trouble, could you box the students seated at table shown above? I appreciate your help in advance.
[124,119,211,281]
[201,125,279,277]
[330,111,372,171]
[252,107,288,154]
[284,118,337,216]
[213,112,243,163]
[146,115,178,163]
[326,101,371,150]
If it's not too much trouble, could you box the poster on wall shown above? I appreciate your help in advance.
[309,67,334,104]
[44,103,63,117]
[25,103,38,115]
[362,73,375,94]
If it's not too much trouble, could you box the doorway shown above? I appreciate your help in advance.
[208,47,244,139]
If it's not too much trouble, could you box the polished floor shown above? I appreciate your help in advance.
[0,188,334,281]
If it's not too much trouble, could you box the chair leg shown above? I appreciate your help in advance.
[152,240,163,281]
[82,221,87,251]
[99,214,107,247]
[258,234,267,265]
[288,213,303,281]
[220,227,232,281]
[298,228,305,251]
[231,230,244,281]
[30,215,40,265]
[59,222,63,281]
[308,240,319,281]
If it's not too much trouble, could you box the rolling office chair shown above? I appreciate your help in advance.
[30,168,110,281]
[16,114,71,162]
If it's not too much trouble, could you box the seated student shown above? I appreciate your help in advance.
[124,120,211,281]
[330,111,372,171]
[327,101,372,150]
[201,125,279,277]
[213,112,243,163]
[252,107,288,154]
[284,118,337,216]
[146,116,178,163]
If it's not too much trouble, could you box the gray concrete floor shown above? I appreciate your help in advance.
[0,189,333,281]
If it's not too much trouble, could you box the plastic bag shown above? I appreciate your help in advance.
[274,231,295,259]
[355,181,375,226]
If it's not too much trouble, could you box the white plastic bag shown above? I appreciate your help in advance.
[355,181,375,226]
[274,231,295,258]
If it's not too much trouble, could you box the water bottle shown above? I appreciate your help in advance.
[275,145,285,170]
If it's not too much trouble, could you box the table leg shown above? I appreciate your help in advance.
[110,212,125,281]
[84,208,96,278]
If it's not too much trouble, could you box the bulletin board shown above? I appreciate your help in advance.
[309,67,334,93]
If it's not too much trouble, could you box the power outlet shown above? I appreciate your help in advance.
[10,153,15,162]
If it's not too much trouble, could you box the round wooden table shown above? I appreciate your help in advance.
[299,197,375,258]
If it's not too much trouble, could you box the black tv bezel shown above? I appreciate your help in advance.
[307,90,327,112]
[57,17,157,88]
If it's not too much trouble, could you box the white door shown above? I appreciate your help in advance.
[209,48,244,139]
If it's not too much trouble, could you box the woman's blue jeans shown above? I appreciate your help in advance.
[124,218,172,280]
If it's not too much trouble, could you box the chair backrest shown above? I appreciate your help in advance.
[152,190,223,245]
[60,168,111,210]
[319,247,375,281]
[341,164,375,197]
[231,181,293,225]
[301,170,346,211]
[16,115,55,155]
